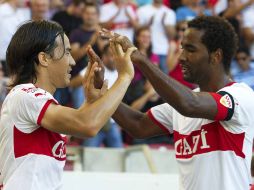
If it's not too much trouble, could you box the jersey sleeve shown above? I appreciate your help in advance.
[209,91,235,121]
[146,103,173,134]
[164,9,176,26]
[12,87,57,133]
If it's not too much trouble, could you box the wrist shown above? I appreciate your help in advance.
[117,74,133,83]
[130,50,145,64]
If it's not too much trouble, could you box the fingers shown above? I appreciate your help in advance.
[99,28,120,39]
[109,40,118,58]
[86,62,98,89]
[124,47,137,60]
[87,45,103,67]
[84,61,92,82]
[87,45,97,61]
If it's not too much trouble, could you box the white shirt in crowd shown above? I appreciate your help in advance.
[137,4,176,55]
[80,66,118,89]
[0,3,30,60]
[99,2,137,42]
[241,4,254,60]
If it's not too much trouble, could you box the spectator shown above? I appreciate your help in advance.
[69,2,104,108]
[137,0,176,74]
[242,1,254,60]
[51,0,84,36]
[100,0,138,42]
[0,0,30,76]
[124,26,159,104]
[0,62,8,112]
[30,0,50,20]
[231,47,254,89]
[219,0,254,47]
[176,0,212,22]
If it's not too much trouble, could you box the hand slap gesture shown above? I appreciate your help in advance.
[86,45,105,89]
[83,61,108,104]
[109,38,137,79]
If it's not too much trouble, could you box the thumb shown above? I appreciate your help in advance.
[100,79,109,95]
[124,47,137,60]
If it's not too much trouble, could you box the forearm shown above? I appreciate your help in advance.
[78,76,132,135]
[133,52,197,115]
[72,45,87,61]
[113,102,147,138]
[164,26,176,40]
[224,1,253,18]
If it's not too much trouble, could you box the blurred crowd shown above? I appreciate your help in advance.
[0,0,254,147]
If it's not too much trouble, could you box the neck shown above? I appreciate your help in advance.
[114,1,124,7]
[153,2,162,8]
[67,6,74,15]
[198,74,233,92]
[8,0,17,9]
[83,24,97,31]
[32,15,44,21]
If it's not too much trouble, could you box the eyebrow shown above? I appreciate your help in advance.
[181,42,196,49]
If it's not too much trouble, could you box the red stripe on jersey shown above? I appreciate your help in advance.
[14,126,67,161]
[111,22,131,30]
[209,93,228,120]
[174,121,245,159]
[37,99,57,126]
[147,109,171,134]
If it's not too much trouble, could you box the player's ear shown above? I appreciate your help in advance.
[211,48,223,66]
[38,52,50,67]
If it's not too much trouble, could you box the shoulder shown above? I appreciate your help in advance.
[101,2,114,9]
[11,84,54,103]
[138,4,151,12]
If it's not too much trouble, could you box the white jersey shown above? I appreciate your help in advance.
[147,82,254,190]
[137,4,176,55]
[0,84,67,190]
[100,2,137,42]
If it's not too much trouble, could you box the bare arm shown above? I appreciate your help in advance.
[41,46,137,138]
[71,33,98,61]
[167,41,181,71]
[99,31,218,120]
[222,0,254,18]
[131,52,217,119]
[243,28,254,46]
[113,103,166,138]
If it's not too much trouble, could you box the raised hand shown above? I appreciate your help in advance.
[109,39,137,80]
[83,62,108,103]
[86,45,105,89]
[100,29,135,52]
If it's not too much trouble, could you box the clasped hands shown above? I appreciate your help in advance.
[83,29,137,103]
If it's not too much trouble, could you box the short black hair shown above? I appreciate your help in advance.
[84,2,99,13]
[236,46,250,56]
[188,16,238,74]
[72,0,85,6]
[7,20,64,87]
